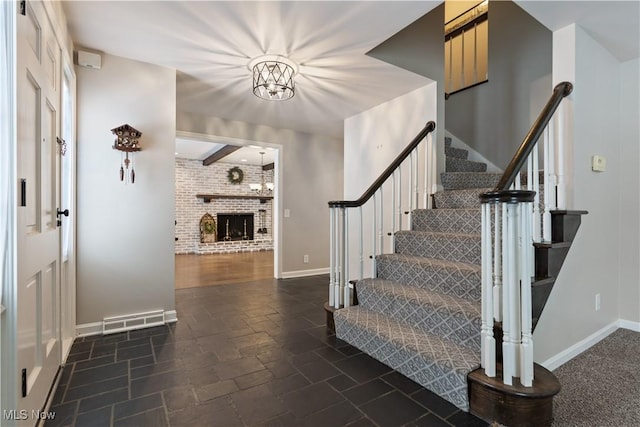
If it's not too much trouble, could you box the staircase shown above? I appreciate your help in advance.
[329,82,579,426]
[334,137,497,411]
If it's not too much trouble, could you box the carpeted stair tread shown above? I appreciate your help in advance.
[441,172,502,190]
[445,145,469,160]
[394,230,480,264]
[334,305,480,411]
[446,156,488,173]
[433,188,493,209]
[411,208,481,234]
[356,278,481,351]
[376,253,481,301]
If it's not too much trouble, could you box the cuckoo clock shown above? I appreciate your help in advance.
[111,124,142,184]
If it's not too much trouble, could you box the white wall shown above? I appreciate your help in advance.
[343,83,438,280]
[76,53,176,325]
[176,112,343,276]
[618,57,640,324]
[535,24,639,364]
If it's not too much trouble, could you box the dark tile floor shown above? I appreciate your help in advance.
[47,275,488,427]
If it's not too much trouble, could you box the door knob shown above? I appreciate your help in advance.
[57,208,69,217]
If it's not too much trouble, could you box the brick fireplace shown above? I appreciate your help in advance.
[175,158,274,254]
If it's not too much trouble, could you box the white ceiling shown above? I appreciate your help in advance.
[515,1,639,62]
[63,1,639,143]
[63,1,438,139]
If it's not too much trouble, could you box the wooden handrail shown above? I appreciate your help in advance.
[495,82,573,191]
[329,121,436,208]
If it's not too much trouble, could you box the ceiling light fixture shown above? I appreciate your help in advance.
[249,55,297,101]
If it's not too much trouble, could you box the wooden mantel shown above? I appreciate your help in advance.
[196,194,273,203]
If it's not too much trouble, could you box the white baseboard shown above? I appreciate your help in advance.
[618,318,640,332]
[76,310,178,338]
[541,321,619,371]
[281,267,330,279]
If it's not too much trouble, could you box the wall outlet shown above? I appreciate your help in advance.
[303,255,309,264]
[595,293,601,311]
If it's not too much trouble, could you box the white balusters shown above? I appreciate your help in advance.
[343,208,350,308]
[493,205,502,321]
[481,203,496,377]
[520,201,534,386]
[478,84,572,388]
[358,206,364,281]
[555,106,567,209]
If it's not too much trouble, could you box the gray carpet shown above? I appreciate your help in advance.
[552,328,640,426]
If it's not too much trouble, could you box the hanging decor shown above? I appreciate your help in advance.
[227,166,244,184]
[111,124,142,184]
[249,152,274,196]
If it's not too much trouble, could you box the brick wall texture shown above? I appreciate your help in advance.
[175,158,274,254]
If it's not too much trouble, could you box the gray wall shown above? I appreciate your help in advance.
[445,0,552,168]
[76,53,176,325]
[366,3,446,180]
[176,112,343,275]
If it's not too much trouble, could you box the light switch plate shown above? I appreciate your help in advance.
[284,209,290,218]
[592,155,606,172]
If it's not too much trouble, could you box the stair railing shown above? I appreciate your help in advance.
[328,121,436,309]
[480,82,573,386]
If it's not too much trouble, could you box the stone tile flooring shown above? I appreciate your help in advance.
[47,275,487,427]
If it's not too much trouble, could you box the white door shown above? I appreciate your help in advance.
[16,0,62,419]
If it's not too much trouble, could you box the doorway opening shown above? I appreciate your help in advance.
[173,133,281,289]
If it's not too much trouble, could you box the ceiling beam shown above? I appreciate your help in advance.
[202,145,241,166]
[263,162,274,171]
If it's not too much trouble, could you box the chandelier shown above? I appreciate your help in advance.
[249,152,274,195]
[249,55,297,101]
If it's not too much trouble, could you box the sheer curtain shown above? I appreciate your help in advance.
[1,0,16,316]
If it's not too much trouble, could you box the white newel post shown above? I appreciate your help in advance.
[329,207,335,307]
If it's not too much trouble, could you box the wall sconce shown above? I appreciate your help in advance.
[111,124,141,184]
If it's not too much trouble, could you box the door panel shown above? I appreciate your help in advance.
[23,73,40,234]
[43,100,56,230]
[17,1,62,421]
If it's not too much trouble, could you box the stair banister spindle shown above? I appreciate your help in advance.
[398,164,403,231]
[329,207,336,308]
[379,188,384,256]
[343,208,350,308]
[502,203,516,385]
[493,204,502,321]
[391,171,397,249]
[358,206,364,281]
[520,201,534,386]
[422,136,429,209]
[372,193,377,278]
[532,148,541,243]
[481,202,496,377]
[413,148,419,211]
[555,108,567,209]
[542,126,551,242]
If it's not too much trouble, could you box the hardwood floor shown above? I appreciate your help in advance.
[175,251,274,289]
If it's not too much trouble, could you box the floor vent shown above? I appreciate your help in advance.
[102,310,165,335]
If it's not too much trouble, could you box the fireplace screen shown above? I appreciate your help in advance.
[216,213,254,241]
